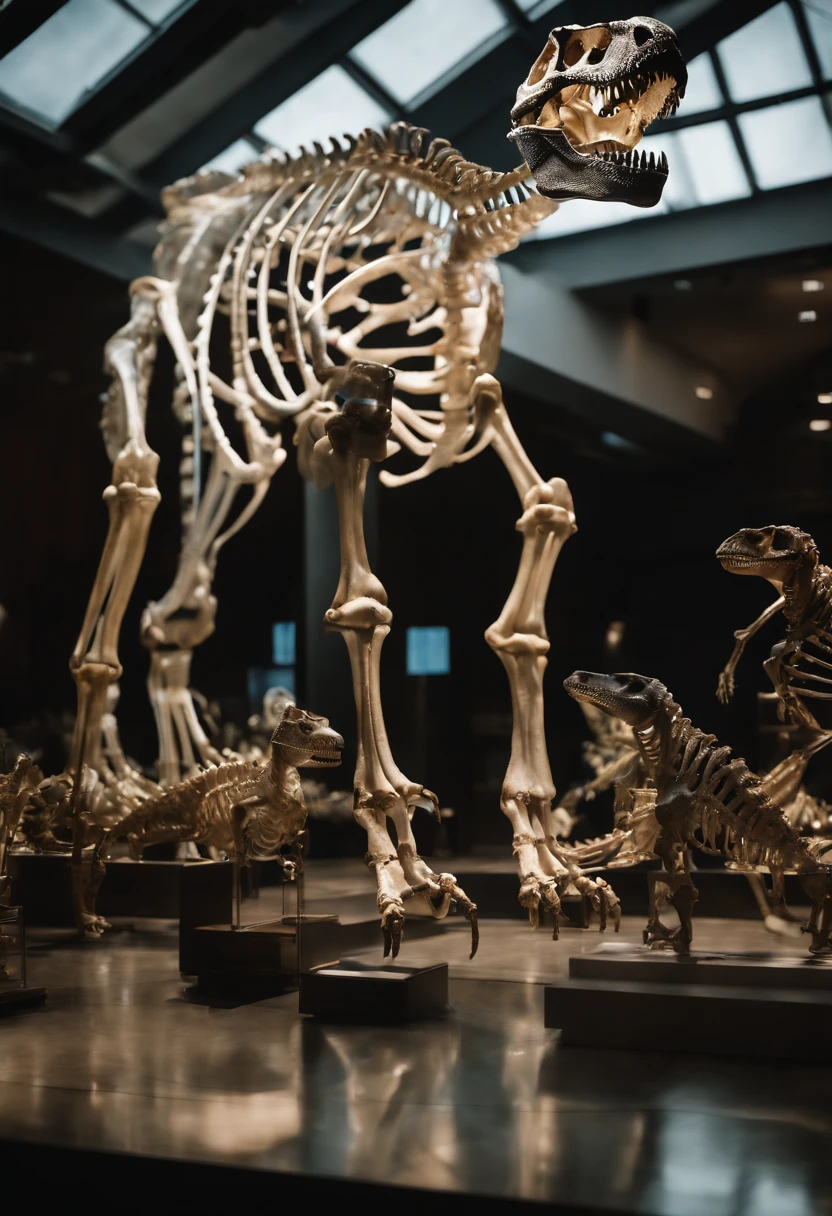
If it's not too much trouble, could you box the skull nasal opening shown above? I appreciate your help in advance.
[634,25,653,46]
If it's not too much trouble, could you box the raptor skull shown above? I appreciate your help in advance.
[271,705,345,768]
[716,526,818,586]
[564,670,668,728]
[510,16,686,206]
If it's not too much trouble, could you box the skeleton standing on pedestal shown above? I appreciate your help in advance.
[59,17,687,943]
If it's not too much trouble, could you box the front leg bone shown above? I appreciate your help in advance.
[322,360,478,958]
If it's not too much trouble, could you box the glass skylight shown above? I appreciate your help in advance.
[255,64,390,154]
[717,3,812,103]
[529,197,666,241]
[515,0,560,14]
[677,121,751,204]
[639,132,695,210]
[805,0,832,79]
[739,95,832,189]
[199,138,260,176]
[0,0,149,127]
[350,0,510,108]
[128,0,187,22]
[677,53,723,116]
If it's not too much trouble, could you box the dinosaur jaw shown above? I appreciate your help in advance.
[510,18,685,207]
[304,750,344,769]
[564,670,660,729]
[717,554,798,577]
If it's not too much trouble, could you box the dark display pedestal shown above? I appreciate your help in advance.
[0,983,47,1013]
[299,959,449,1022]
[545,942,832,1062]
[185,914,340,996]
[10,854,231,928]
[0,904,46,1013]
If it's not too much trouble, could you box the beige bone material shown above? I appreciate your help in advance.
[63,108,645,941]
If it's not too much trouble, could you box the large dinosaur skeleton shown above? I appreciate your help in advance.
[565,670,832,956]
[63,17,686,946]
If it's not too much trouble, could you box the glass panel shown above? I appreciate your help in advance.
[805,0,832,79]
[128,0,188,23]
[677,121,751,204]
[516,0,560,14]
[717,2,812,103]
[272,622,297,666]
[739,95,832,189]
[255,64,390,153]
[350,0,510,107]
[0,0,148,127]
[640,131,695,210]
[526,198,661,240]
[406,627,450,675]
[200,137,259,175]
[677,53,723,116]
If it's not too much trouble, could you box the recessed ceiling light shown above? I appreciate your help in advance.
[803,279,825,293]
[818,393,832,405]
[809,419,831,432]
[674,279,693,291]
[799,310,818,322]
[695,386,714,399]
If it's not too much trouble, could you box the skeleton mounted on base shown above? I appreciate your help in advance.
[54,17,687,946]
[565,670,832,956]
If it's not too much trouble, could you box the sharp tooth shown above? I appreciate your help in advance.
[648,151,655,170]
[660,151,668,172]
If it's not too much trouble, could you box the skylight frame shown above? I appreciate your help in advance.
[0,0,197,131]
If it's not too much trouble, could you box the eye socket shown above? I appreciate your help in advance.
[299,722,314,734]
[634,25,653,46]
[626,678,645,693]
[773,529,792,549]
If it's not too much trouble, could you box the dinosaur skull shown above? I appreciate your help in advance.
[716,526,818,586]
[564,670,667,728]
[271,705,344,768]
[510,16,686,206]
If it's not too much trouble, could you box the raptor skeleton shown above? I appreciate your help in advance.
[716,527,832,814]
[63,17,686,948]
[565,670,832,956]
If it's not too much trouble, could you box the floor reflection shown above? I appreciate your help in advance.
[0,917,829,1215]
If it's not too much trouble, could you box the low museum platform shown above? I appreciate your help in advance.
[2,884,830,1215]
[545,942,832,1062]
[299,958,449,1022]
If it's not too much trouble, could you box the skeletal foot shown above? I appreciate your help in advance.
[78,912,112,939]
[518,873,563,937]
[572,874,622,932]
[371,851,478,959]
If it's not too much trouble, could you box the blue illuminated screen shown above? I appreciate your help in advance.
[272,621,296,666]
[406,626,450,675]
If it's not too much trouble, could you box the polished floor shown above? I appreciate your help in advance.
[1,884,831,1215]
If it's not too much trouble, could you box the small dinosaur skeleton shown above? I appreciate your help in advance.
[716,526,832,808]
[76,706,344,936]
[564,670,832,956]
[60,17,685,944]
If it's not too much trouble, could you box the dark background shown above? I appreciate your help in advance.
[4,229,832,854]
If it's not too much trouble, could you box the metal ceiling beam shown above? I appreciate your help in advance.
[0,194,150,280]
[505,178,832,290]
[143,0,411,185]
[0,0,68,56]
[61,0,277,153]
